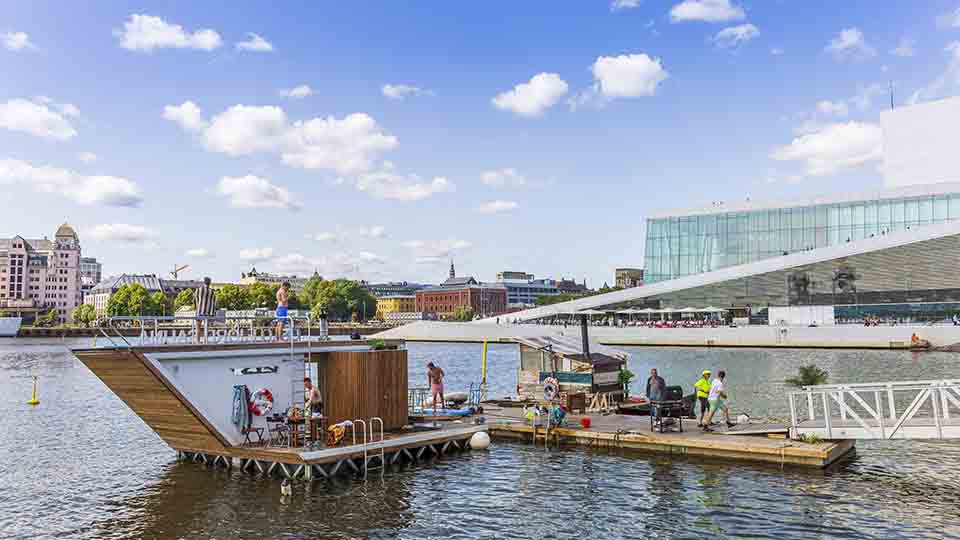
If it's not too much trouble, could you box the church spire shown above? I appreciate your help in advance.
[449,259,456,279]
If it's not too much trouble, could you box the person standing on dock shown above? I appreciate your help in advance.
[275,281,290,340]
[702,370,734,431]
[194,277,217,343]
[646,368,665,401]
[694,370,712,427]
[427,362,445,410]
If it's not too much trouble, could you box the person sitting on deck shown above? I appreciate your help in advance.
[427,362,445,410]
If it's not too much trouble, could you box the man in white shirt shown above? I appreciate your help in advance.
[702,370,734,432]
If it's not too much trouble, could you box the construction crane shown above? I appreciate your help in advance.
[170,264,190,279]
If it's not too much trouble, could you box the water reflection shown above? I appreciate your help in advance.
[3,339,960,539]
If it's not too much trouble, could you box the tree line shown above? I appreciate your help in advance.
[89,276,377,323]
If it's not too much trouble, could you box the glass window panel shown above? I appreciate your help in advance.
[815,228,827,248]
[905,199,919,224]
[792,210,803,229]
[878,202,891,225]
[865,219,878,237]
[852,204,864,227]
[791,230,803,250]
[828,206,839,228]
[840,206,852,227]
[804,227,815,250]
[816,206,827,228]
[935,196,949,222]
[804,207,815,229]
[919,198,933,222]
[768,210,779,230]
[950,196,960,220]
[893,200,905,224]
[864,201,877,227]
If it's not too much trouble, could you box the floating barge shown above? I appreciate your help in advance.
[484,405,854,468]
[72,324,485,481]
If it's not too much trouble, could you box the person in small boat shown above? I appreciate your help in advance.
[694,370,712,427]
[275,281,290,340]
[911,333,930,348]
[427,362,445,410]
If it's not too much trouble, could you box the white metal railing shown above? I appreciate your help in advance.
[95,315,326,349]
[788,379,960,440]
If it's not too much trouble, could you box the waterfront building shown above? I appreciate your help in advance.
[555,278,589,295]
[615,268,644,288]
[503,98,960,324]
[416,264,507,318]
[376,295,417,319]
[80,257,102,298]
[361,280,430,298]
[239,267,315,292]
[0,223,82,324]
[86,274,204,319]
[496,274,559,309]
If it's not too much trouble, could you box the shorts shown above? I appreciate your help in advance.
[698,396,709,414]
[276,306,289,319]
[709,399,726,413]
[431,383,444,396]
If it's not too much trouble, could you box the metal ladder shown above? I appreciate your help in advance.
[366,417,385,476]
[350,419,368,476]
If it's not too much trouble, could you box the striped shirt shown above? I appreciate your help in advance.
[195,285,217,317]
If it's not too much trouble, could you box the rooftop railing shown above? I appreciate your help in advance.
[96,314,326,350]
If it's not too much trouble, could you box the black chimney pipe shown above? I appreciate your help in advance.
[580,314,590,360]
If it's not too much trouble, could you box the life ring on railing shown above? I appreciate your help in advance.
[543,377,560,401]
[249,388,274,416]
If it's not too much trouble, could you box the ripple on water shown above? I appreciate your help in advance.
[3,341,960,539]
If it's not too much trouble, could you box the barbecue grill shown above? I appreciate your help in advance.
[650,385,685,433]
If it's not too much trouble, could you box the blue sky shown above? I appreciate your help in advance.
[3,1,960,287]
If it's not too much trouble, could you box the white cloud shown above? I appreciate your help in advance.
[279,85,313,99]
[815,100,849,117]
[3,31,36,51]
[825,27,875,61]
[937,8,960,28]
[481,168,527,188]
[770,47,784,56]
[0,98,77,140]
[403,239,471,264]
[476,200,519,214]
[271,251,386,277]
[770,121,882,177]
[712,23,759,49]
[162,101,207,132]
[670,0,745,23]
[492,73,568,117]
[115,14,222,52]
[591,53,668,99]
[77,152,98,164]
[215,175,300,210]
[849,83,885,110]
[236,33,273,52]
[891,37,916,58]
[186,248,211,258]
[239,247,274,263]
[357,225,387,239]
[88,224,157,248]
[907,42,960,105]
[166,103,399,177]
[352,162,454,201]
[382,84,435,100]
[611,0,642,11]
[0,158,142,207]
[311,232,340,242]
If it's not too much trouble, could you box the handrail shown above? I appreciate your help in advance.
[93,314,325,349]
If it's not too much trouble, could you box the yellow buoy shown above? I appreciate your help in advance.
[27,376,39,406]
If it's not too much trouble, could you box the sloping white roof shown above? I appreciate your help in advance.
[481,219,960,323]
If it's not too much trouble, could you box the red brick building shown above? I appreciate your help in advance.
[415,276,507,319]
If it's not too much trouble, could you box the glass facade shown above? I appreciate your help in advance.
[644,192,960,283]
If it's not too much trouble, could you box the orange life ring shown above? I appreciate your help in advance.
[249,388,274,416]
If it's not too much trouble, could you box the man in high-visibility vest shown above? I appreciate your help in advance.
[694,370,712,427]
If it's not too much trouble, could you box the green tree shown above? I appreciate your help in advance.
[451,306,474,322]
[35,308,60,327]
[785,365,829,388]
[125,284,152,315]
[149,291,170,316]
[307,279,376,321]
[216,284,250,311]
[72,304,97,327]
[107,285,133,316]
[300,275,325,308]
[246,282,277,309]
[173,289,195,311]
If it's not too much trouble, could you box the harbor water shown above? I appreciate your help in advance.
[2,338,960,539]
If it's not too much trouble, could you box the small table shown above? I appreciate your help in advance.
[241,426,265,446]
[287,417,305,447]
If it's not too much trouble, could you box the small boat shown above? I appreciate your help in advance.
[0,317,22,337]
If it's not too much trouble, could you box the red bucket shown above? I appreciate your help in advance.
[580,418,591,429]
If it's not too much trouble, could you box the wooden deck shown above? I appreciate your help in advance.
[484,406,854,468]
